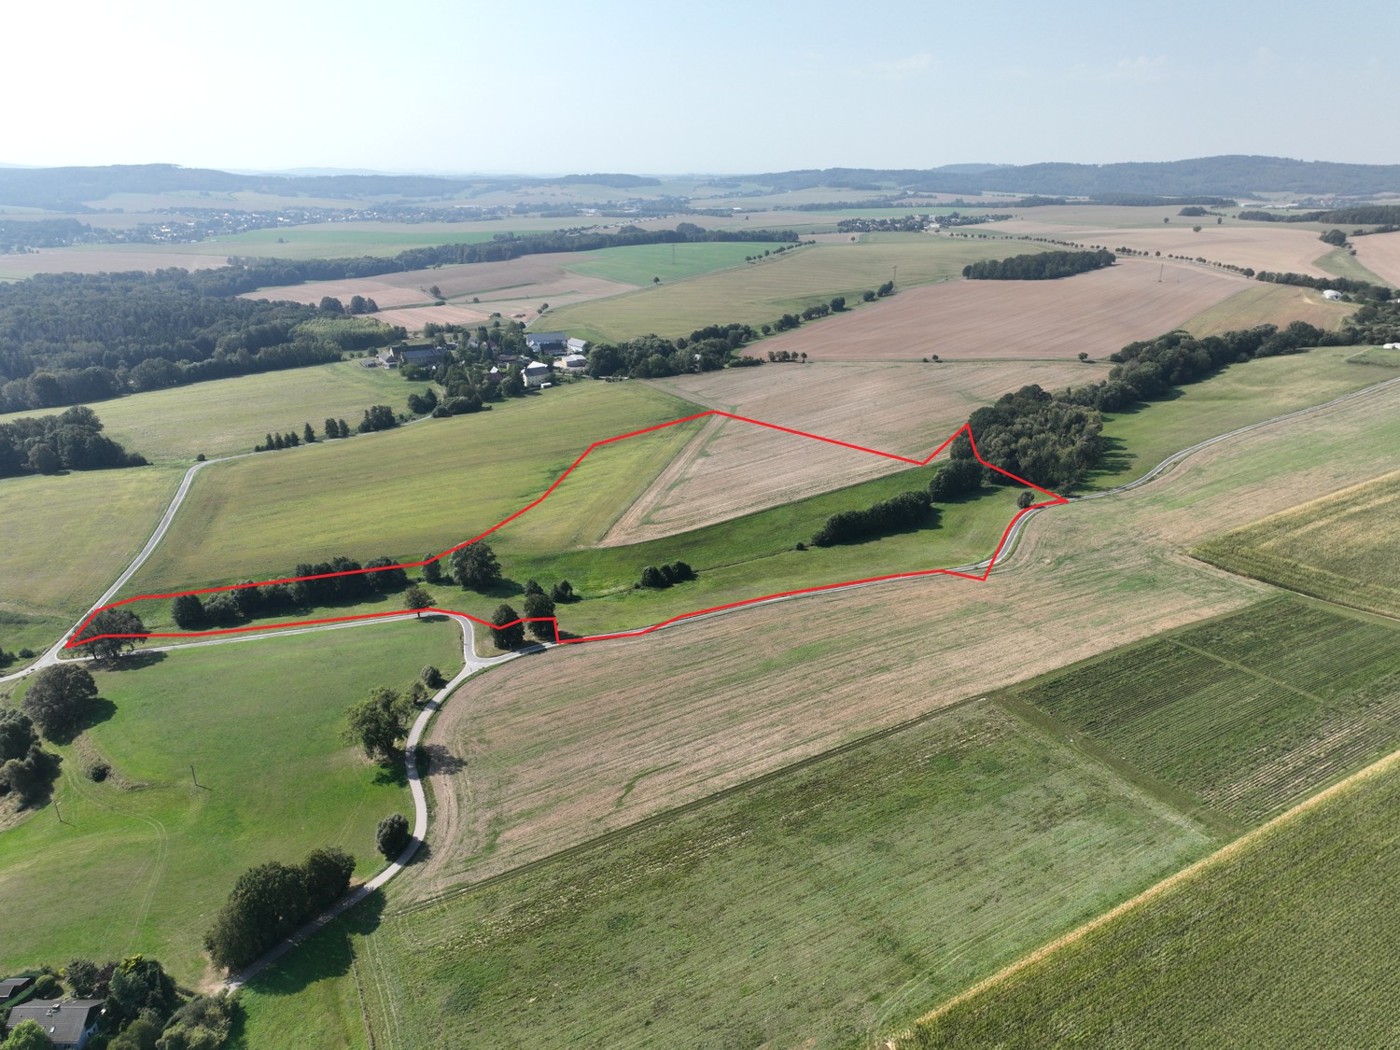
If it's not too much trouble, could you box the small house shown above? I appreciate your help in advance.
[560,353,589,371]
[5,999,105,1049]
[522,361,552,389]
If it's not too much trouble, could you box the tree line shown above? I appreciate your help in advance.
[170,554,410,629]
[1237,204,1400,226]
[962,249,1116,281]
[1253,270,1393,302]
[0,404,146,478]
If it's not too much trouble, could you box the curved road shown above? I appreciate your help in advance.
[4,368,1398,984]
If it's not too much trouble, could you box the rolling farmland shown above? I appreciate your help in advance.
[900,752,1400,1049]
[1193,470,1400,617]
[541,237,1050,343]
[349,702,1214,1049]
[743,258,1244,364]
[1181,280,1357,336]
[1009,599,1400,824]
[1350,229,1400,287]
[0,619,463,982]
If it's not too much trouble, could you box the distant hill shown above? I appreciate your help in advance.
[737,156,1400,198]
[0,164,661,210]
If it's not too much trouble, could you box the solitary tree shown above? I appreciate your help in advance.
[323,417,338,440]
[490,604,525,650]
[421,665,446,688]
[80,607,148,658]
[403,584,433,618]
[449,543,501,590]
[344,687,410,762]
[303,422,316,444]
[1017,490,1036,509]
[376,813,411,859]
[522,591,556,641]
[23,664,98,740]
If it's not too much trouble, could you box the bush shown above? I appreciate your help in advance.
[376,813,412,859]
[639,565,669,589]
[421,665,445,688]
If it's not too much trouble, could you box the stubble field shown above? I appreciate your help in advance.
[742,258,1244,364]
[1349,229,1400,286]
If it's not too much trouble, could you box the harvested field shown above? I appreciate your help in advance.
[1351,229,1400,287]
[901,752,1400,1050]
[1008,216,1334,277]
[243,253,634,311]
[1194,470,1400,618]
[614,359,1107,543]
[742,258,1243,364]
[412,376,1400,897]
[0,246,230,280]
[368,702,1212,1049]
[543,238,1051,343]
[1182,281,1355,336]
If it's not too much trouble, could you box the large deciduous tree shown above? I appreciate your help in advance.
[449,543,501,591]
[522,591,556,641]
[23,663,98,740]
[490,604,524,650]
[79,608,147,660]
[403,584,434,618]
[344,687,410,762]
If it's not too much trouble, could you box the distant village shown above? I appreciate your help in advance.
[373,330,590,389]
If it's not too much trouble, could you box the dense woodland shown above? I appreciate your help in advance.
[963,249,1115,281]
[0,405,145,477]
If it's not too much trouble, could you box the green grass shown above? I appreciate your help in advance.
[900,752,1400,1049]
[118,383,702,599]
[1083,345,1390,490]
[0,467,184,652]
[493,475,1023,638]
[1182,281,1356,336]
[1315,245,1395,287]
[1348,345,1400,367]
[560,241,781,286]
[0,360,410,464]
[1193,470,1400,618]
[1008,598,1400,824]
[545,238,1050,343]
[245,700,1212,1050]
[0,618,463,983]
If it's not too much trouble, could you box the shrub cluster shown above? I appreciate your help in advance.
[638,561,696,588]
[811,490,934,547]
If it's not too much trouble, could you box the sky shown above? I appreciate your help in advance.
[7,0,1398,174]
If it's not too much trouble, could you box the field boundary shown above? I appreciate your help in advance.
[67,412,1067,650]
[887,738,1400,1046]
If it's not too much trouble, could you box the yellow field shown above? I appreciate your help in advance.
[1183,281,1357,336]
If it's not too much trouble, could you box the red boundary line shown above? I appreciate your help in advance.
[67,413,1067,650]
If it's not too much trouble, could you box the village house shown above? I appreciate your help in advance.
[5,998,105,1049]
[560,353,589,371]
[524,331,569,355]
[522,361,553,388]
[377,345,450,369]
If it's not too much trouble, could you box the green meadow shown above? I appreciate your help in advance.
[0,618,463,982]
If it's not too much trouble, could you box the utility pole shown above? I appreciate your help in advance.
[190,763,199,788]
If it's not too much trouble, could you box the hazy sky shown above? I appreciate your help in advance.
[8,0,1397,174]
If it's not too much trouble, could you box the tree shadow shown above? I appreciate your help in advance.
[238,889,387,1001]
[43,697,118,747]
[373,759,408,788]
[418,742,466,776]
[404,838,432,866]
[100,650,167,672]
[1083,435,1133,485]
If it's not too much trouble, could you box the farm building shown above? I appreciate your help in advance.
[378,345,449,368]
[1322,289,1344,300]
[522,361,552,388]
[560,353,589,371]
[0,976,33,1002]
[525,331,569,354]
[566,336,589,355]
[5,999,105,1049]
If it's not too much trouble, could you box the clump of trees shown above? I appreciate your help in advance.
[0,708,61,807]
[638,561,696,588]
[521,581,557,641]
[0,405,146,479]
[204,849,355,972]
[22,663,98,740]
[963,249,1115,281]
[357,404,399,433]
[928,459,985,501]
[811,491,934,547]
